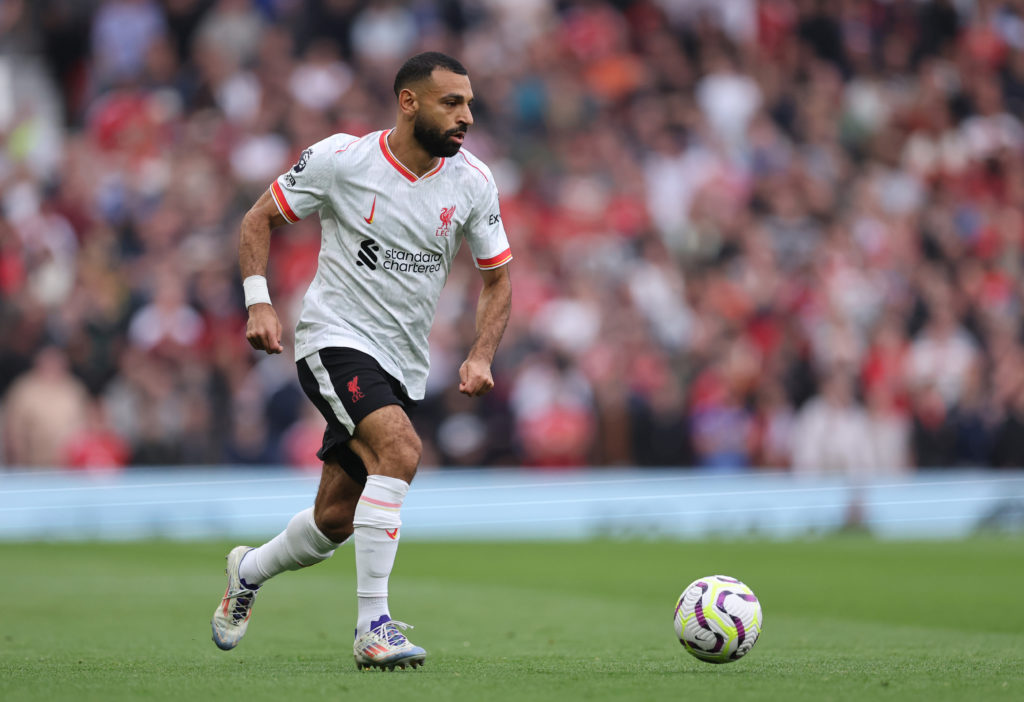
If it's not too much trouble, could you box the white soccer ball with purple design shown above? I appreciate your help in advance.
[674,575,762,664]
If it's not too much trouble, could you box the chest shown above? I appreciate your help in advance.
[331,174,473,258]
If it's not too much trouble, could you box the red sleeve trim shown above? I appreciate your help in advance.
[476,248,512,269]
[270,181,300,223]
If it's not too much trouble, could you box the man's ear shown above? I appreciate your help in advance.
[398,87,419,117]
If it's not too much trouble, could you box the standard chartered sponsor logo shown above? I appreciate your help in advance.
[383,247,443,273]
[354,239,443,274]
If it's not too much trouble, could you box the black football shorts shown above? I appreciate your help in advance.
[296,347,416,485]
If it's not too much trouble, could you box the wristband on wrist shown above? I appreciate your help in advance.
[243,275,272,308]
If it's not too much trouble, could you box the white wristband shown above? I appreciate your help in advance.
[243,275,272,308]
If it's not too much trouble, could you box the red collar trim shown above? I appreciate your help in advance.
[379,130,444,182]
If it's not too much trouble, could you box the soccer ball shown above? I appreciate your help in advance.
[674,575,762,664]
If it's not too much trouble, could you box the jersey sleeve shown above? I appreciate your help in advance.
[268,135,342,222]
[463,175,512,270]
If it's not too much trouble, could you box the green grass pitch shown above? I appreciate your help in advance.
[0,537,1021,701]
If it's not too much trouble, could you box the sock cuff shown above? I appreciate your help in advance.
[294,507,342,550]
[364,475,410,502]
[353,476,408,529]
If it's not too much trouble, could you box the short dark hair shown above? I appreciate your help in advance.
[393,52,468,97]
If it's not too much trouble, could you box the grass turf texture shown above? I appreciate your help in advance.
[0,538,1021,702]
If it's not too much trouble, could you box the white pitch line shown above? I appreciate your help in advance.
[0,500,1002,533]
[412,472,792,493]
[2,473,1021,500]
[0,475,319,495]
[0,471,781,495]
[0,493,316,512]
[411,495,1005,527]
[0,490,1011,515]
[405,482,1024,511]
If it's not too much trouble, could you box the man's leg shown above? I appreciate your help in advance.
[237,460,361,584]
[347,404,426,669]
[289,347,425,668]
[211,459,361,650]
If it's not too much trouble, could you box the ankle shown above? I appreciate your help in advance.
[356,597,390,636]
[237,550,263,588]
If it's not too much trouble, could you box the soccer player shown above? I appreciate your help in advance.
[210,52,512,670]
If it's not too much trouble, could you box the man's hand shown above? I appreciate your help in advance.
[459,357,494,396]
[458,264,510,396]
[246,303,284,354]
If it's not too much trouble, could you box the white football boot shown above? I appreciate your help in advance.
[353,616,427,671]
[211,546,260,650]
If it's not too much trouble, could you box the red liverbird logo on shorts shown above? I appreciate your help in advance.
[348,376,364,402]
[435,205,456,237]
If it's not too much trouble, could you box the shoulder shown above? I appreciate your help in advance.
[322,131,375,156]
[302,132,379,180]
[297,132,377,163]
[448,147,496,190]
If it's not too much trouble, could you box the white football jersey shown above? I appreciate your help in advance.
[269,129,512,400]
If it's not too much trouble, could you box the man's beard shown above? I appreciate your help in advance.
[413,116,466,158]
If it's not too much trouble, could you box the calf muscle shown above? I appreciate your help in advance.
[313,460,361,542]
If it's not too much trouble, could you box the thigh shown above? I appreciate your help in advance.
[297,348,409,435]
[297,347,415,484]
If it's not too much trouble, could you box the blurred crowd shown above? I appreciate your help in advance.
[2,0,1024,474]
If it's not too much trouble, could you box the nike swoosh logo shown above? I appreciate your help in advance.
[385,528,398,540]
[363,196,376,224]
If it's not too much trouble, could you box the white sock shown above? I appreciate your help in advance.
[237,507,343,587]
[353,475,409,636]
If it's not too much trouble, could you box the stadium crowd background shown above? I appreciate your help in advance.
[1,0,1023,475]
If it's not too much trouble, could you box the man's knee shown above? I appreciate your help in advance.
[352,406,422,482]
[363,429,421,480]
[393,431,422,471]
[377,430,421,482]
[313,501,355,543]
